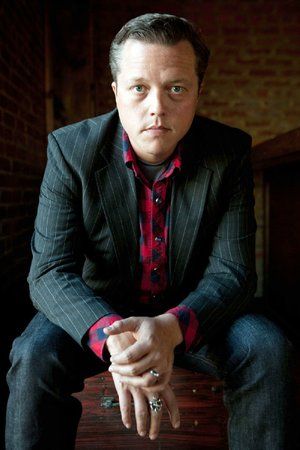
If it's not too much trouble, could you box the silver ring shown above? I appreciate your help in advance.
[149,369,160,378]
[149,397,163,413]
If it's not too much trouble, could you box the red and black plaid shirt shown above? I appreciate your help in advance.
[87,130,199,361]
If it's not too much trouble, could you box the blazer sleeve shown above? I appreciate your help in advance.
[179,133,257,346]
[27,132,117,346]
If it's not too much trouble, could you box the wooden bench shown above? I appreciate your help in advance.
[75,367,228,449]
[75,356,300,449]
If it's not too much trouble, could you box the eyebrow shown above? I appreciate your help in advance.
[168,79,191,84]
[127,77,192,85]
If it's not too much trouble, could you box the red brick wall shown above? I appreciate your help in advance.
[0,0,46,299]
[92,0,300,146]
[1,0,46,438]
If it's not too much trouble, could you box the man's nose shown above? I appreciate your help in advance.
[149,89,166,116]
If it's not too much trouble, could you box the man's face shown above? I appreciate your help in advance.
[112,39,200,164]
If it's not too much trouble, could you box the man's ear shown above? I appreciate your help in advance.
[111,81,117,97]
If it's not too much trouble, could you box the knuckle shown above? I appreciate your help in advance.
[130,366,138,376]
[144,377,155,388]
[139,410,148,420]
[153,353,161,364]
[154,383,165,393]
[124,350,133,362]
[121,405,130,415]
[147,334,156,347]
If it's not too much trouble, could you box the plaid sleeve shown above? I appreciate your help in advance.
[166,305,201,353]
[87,314,123,362]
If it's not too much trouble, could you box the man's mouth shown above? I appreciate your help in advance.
[144,125,170,132]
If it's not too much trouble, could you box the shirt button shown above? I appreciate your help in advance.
[154,196,162,205]
[152,267,158,272]
[155,236,163,242]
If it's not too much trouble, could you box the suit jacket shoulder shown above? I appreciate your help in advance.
[49,109,120,170]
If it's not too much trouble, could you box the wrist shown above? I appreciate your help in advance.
[157,313,183,348]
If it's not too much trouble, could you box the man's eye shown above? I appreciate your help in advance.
[133,85,144,93]
[171,86,184,93]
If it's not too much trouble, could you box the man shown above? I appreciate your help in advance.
[6,13,294,450]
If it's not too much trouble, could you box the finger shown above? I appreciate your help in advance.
[110,370,160,388]
[110,372,167,390]
[112,375,132,429]
[147,394,163,440]
[109,353,154,376]
[131,389,149,437]
[161,385,180,429]
[110,340,149,365]
[104,317,140,335]
[110,373,154,389]
[118,387,132,429]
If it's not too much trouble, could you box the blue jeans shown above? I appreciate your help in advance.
[6,312,296,449]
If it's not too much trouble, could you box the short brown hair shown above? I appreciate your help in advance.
[109,13,210,85]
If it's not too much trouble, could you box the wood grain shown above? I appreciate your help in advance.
[75,367,228,449]
[75,359,300,449]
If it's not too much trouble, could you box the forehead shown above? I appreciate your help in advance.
[117,39,197,80]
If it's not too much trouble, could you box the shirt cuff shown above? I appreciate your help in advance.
[166,305,200,353]
[87,314,123,362]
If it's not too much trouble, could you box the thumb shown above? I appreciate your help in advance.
[103,316,140,335]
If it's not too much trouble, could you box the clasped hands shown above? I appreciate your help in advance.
[104,313,183,440]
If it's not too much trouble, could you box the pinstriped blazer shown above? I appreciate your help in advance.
[28,109,257,348]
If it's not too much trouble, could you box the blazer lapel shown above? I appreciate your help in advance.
[95,125,139,286]
[169,140,213,288]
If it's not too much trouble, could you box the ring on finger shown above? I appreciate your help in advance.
[149,369,160,378]
[149,396,163,413]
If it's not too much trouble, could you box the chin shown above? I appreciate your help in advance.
[148,146,170,157]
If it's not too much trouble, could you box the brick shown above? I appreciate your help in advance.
[217,69,244,76]
[247,48,272,56]
[0,190,22,203]
[3,111,16,129]
[249,69,277,77]
[281,69,300,77]
[276,48,300,56]
[235,57,261,65]
[1,0,45,294]
[0,156,12,172]
[0,173,17,189]
[264,59,292,66]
